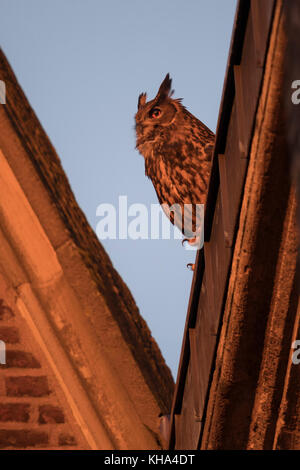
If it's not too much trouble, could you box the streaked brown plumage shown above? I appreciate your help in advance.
[135,74,215,239]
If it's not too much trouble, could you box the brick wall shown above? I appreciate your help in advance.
[0,286,85,449]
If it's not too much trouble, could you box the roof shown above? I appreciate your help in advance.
[169,0,300,450]
[0,48,174,449]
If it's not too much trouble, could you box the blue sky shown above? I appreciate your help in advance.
[0,0,237,377]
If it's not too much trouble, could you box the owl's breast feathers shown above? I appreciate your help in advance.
[144,128,214,205]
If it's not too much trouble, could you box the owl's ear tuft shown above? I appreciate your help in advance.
[138,92,147,109]
[155,73,174,103]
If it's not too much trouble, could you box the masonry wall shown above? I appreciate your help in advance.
[0,47,174,450]
[0,272,86,449]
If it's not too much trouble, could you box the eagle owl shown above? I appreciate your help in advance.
[135,74,215,243]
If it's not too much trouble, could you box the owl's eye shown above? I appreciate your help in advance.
[149,107,162,118]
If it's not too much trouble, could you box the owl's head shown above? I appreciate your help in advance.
[135,74,182,151]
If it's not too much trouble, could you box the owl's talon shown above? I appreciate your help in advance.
[187,263,195,271]
[182,238,189,247]
[182,237,199,248]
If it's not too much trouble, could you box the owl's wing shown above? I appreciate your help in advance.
[150,174,179,229]
[155,182,203,238]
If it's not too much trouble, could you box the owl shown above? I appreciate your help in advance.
[135,74,215,245]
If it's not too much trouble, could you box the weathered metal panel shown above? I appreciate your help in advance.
[169,0,277,450]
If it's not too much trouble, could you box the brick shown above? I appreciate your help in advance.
[39,405,64,424]
[6,376,50,397]
[58,433,77,446]
[4,351,41,368]
[0,403,30,422]
[0,327,19,343]
[0,300,14,321]
[0,430,48,448]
